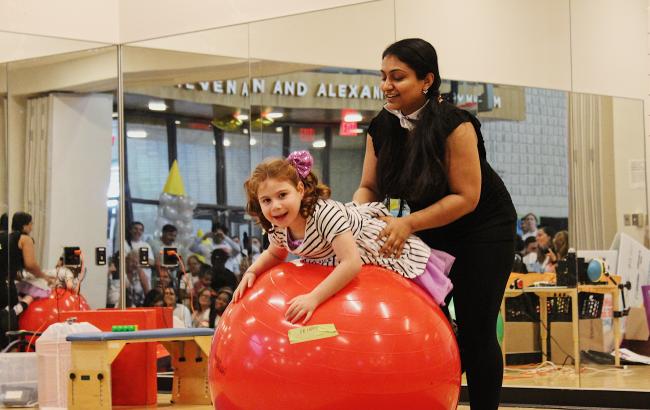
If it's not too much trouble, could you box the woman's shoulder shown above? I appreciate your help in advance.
[437,101,481,135]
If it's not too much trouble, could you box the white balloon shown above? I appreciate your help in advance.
[163,206,179,221]
[188,198,197,209]
[159,192,174,205]
[181,210,194,221]
[156,217,170,230]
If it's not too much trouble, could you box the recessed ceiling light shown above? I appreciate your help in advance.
[266,112,283,119]
[148,100,167,111]
[352,128,364,134]
[312,140,326,148]
[243,129,249,134]
[275,127,283,133]
[236,114,249,121]
[249,138,257,146]
[127,130,148,139]
[175,120,181,125]
[223,138,231,147]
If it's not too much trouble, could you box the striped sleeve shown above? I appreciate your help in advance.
[314,200,351,244]
[268,228,287,249]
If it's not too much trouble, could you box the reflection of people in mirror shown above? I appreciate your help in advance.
[1,212,53,348]
[352,38,517,409]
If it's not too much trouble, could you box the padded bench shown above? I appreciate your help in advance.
[66,328,214,409]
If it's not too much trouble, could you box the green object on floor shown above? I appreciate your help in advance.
[448,298,504,346]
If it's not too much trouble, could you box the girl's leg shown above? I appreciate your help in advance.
[449,239,514,410]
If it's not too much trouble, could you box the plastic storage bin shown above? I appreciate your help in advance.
[0,352,38,408]
[35,320,100,410]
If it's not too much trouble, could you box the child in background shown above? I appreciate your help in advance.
[233,151,454,324]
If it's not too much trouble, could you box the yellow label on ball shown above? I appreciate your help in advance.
[288,324,339,344]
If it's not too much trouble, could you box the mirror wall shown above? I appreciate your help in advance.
[1,31,117,335]
[1,0,647,396]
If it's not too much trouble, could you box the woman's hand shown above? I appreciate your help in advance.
[233,271,256,303]
[285,293,320,324]
[378,216,413,258]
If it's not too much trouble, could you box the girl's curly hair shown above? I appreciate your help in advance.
[244,157,331,232]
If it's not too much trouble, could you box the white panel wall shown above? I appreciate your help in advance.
[249,0,394,70]
[0,0,119,43]
[395,0,572,91]
[613,98,647,244]
[119,0,374,43]
[0,32,106,64]
[571,0,647,99]
[45,94,113,308]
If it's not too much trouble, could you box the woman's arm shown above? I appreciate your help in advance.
[19,235,47,278]
[285,231,362,324]
[379,123,481,256]
[352,135,381,204]
[232,241,288,302]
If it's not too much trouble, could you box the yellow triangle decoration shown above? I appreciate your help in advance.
[162,160,187,196]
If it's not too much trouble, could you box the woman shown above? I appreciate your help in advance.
[192,288,212,328]
[208,287,233,328]
[353,38,516,408]
[523,226,557,273]
[0,212,50,347]
[162,286,192,328]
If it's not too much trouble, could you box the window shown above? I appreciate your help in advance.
[126,118,168,201]
[177,126,217,204]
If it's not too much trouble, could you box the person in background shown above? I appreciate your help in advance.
[125,221,154,285]
[210,247,238,292]
[162,286,192,328]
[1,212,51,348]
[192,288,212,328]
[523,226,557,273]
[545,230,568,273]
[520,213,538,240]
[125,250,150,307]
[208,287,233,328]
[143,289,164,307]
[190,223,242,276]
[106,253,120,308]
[149,224,179,266]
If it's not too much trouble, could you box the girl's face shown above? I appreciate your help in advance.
[23,221,33,235]
[257,177,305,232]
[198,290,211,308]
[188,257,201,274]
[214,292,231,314]
[381,54,431,115]
[163,288,176,307]
[536,229,551,248]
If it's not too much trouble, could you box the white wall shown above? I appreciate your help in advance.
[119,0,374,43]
[571,0,647,100]
[0,0,119,44]
[613,97,647,244]
[396,0,572,91]
[45,94,113,308]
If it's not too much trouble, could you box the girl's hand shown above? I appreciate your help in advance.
[285,293,319,324]
[378,216,412,258]
[233,271,256,303]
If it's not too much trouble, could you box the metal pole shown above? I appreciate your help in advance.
[117,45,127,309]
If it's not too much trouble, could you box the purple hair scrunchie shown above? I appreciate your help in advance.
[287,150,313,179]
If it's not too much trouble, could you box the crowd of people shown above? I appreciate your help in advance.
[106,220,262,329]
[514,212,569,273]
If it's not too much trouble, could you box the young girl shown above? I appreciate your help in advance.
[233,150,454,324]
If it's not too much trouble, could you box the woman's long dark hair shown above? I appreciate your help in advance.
[11,212,33,233]
[377,38,448,202]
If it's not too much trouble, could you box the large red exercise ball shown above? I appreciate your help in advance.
[209,262,461,410]
[19,288,90,333]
